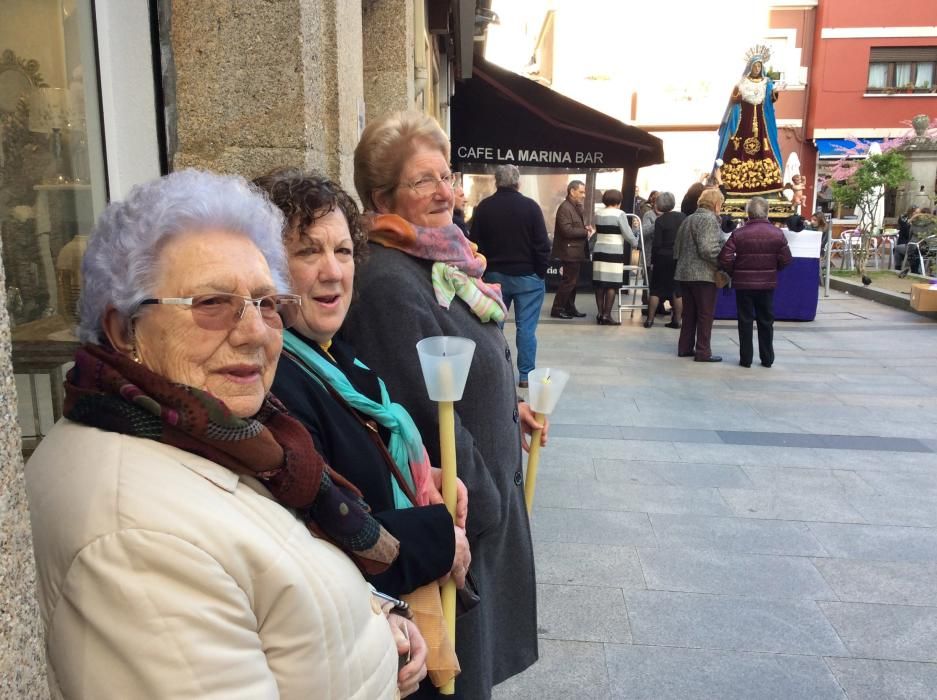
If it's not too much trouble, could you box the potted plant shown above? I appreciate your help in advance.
[884,86,897,95]
[904,82,915,94]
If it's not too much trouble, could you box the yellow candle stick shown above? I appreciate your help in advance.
[438,397,457,695]
[524,411,546,514]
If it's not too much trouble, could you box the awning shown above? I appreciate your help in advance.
[451,58,664,171]
[815,138,882,159]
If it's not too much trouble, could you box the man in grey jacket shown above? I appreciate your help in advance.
[674,188,726,362]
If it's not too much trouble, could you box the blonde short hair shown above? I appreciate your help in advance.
[353,111,451,211]
[697,187,725,211]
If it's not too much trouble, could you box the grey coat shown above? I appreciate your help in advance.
[674,208,724,283]
[342,244,538,699]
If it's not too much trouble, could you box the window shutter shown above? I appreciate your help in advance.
[870,47,937,63]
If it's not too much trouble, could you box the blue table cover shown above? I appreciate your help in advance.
[715,257,820,321]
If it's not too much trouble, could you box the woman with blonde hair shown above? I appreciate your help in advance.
[345,110,542,699]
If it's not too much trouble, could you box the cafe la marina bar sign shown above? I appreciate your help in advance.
[452,57,664,172]
[455,146,607,166]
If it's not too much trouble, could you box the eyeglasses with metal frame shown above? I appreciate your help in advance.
[137,292,302,331]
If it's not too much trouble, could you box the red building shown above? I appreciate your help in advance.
[804,0,937,216]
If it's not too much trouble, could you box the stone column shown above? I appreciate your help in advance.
[170,0,364,191]
[0,242,47,697]
[362,0,415,122]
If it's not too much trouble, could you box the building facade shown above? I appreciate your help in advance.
[0,1,481,694]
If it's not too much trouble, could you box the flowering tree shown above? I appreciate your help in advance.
[829,141,911,276]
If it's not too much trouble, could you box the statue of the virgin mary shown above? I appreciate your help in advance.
[715,45,784,197]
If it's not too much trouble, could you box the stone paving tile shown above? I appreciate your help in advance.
[536,584,631,644]
[547,437,681,463]
[820,602,937,662]
[604,645,846,700]
[529,478,582,509]
[807,522,937,561]
[627,590,848,655]
[534,542,646,589]
[719,488,867,523]
[739,466,876,498]
[491,640,610,700]
[535,451,596,482]
[813,559,937,606]
[847,494,937,527]
[531,507,658,547]
[578,480,733,517]
[650,514,828,556]
[849,469,937,497]
[617,426,725,444]
[824,657,937,700]
[543,423,623,440]
[594,459,753,489]
[640,548,836,599]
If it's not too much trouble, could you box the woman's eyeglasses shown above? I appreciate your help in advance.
[137,293,302,331]
[402,173,455,197]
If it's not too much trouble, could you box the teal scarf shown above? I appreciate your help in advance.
[282,330,424,509]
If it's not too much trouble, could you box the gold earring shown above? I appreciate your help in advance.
[131,348,142,364]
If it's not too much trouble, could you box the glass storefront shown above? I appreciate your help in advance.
[1,0,106,330]
[2,0,108,447]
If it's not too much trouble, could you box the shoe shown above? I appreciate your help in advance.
[643,319,654,328]
[596,315,608,325]
[739,362,751,368]
[677,352,694,358]
[550,310,573,319]
[694,355,723,363]
[568,309,587,318]
[518,380,529,389]
[664,321,680,329]
[604,315,621,326]
[761,362,772,368]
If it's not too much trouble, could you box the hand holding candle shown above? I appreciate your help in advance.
[524,367,570,514]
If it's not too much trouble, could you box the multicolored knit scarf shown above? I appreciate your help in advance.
[63,344,400,574]
[368,214,507,323]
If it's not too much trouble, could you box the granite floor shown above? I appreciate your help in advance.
[493,289,937,700]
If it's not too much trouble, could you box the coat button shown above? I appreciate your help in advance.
[504,347,511,361]
[512,407,519,423]
[514,470,523,486]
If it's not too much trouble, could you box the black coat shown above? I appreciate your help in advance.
[469,187,551,277]
[272,334,454,598]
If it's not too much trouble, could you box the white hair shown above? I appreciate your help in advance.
[78,169,289,344]
[746,196,769,220]
[494,164,521,188]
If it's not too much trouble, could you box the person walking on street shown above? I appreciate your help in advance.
[550,180,592,319]
[471,164,552,388]
[718,196,792,368]
[674,188,726,362]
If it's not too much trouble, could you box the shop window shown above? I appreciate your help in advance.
[1,0,107,449]
[866,47,937,94]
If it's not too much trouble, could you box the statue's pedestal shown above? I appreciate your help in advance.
[723,194,794,223]
[897,143,937,214]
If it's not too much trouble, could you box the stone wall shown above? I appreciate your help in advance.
[171,0,365,191]
[0,238,47,697]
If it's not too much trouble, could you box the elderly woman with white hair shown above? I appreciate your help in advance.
[25,169,426,699]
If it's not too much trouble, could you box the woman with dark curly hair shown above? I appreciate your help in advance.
[255,168,470,696]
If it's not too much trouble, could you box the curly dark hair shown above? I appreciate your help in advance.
[253,167,368,265]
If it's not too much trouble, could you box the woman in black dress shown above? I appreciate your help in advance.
[645,192,686,328]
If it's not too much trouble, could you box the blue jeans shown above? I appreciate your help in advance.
[483,272,545,381]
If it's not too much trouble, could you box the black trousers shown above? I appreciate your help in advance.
[735,288,775,366]
[552,261,581,313]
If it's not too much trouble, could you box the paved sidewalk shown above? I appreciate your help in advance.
[494,289,937,700]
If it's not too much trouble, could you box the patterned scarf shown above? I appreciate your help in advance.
[63,344,400,574]
[367,213,506,323]
[282,331,434,510]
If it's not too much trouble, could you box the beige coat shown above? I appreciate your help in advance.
[26,420,399,700]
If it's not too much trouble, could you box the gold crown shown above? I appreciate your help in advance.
[744,44,772,65]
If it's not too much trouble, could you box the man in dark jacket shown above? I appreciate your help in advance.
[718,196,793,368]
[471,165,552,388]
[550,180,592,319]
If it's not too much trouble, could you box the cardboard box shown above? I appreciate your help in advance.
[910,283,937,312]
